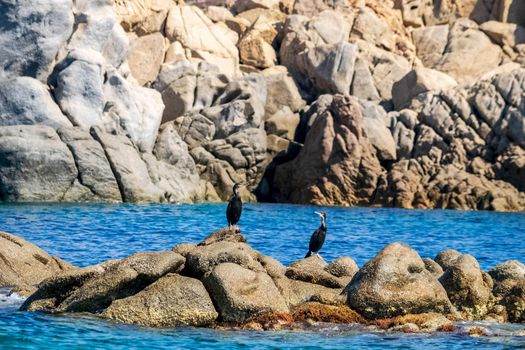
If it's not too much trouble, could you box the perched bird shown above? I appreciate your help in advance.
[305,211,327,258]
[226,183,242,229]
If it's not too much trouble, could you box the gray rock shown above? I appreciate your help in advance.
[91,127,163,202]
[439,254,493,319]
[262,66,305,116]
[103,68,164,153]
[304,41,357,95]
[392,68,458,110]
[0,77,72,128]
[54,51,105,129]
[0,125,79,201]
[174,113,216,149]
[198,227,247,246]
[359,100,397,161]
[346,242,452,319]
[102,274,218,327]
[57,127,122,202]
[265,107,300,140]
[412,25,449,68]
[350,57,380,101]
[127,32,166,85]
[0,0,74,80]
[203,262,288,322]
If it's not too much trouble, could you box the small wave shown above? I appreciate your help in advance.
[0,287,27,308]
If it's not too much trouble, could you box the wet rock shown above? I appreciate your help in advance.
[439,254,493,319]
[203,262,288,322]
[489,260,525,323]
[291,302,364,323]
[0,231,73,295]
[346,242,452,319]
[102,274,218,327]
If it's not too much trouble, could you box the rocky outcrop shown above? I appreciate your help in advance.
[13,229,525,329]
[439,254,494,319]
[345,243,453,319]
[0,0,524,211]
[272,94,382,206]
[0,231,74,296]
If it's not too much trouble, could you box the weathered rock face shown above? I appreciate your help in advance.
[439,254,493,319]
[345,242,452,319]
[0,0,74,80]
[203,262,289,322]
[0,77,73,129]
[489,260,525,323]
[0,231,73,295]
[285,256,351,288]
[102,274,218,327]
[272,95,382,206]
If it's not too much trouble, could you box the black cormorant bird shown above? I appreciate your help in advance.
[226,183,242,228]
[305,211,326,258]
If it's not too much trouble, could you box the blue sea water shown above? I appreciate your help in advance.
[0,203,524,349]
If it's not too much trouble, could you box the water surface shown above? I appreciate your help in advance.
[0,203,523,349]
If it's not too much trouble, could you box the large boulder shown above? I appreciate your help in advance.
[0,125,79,201]
[54,251,184,313]
[272,94,382,206]
[102,274,218,327]
[0,231,73,295]
[359,101,397,161]
[0,77,72,128]
[345,242,452,319]
[0,0,74,80]
[203,262,289,322]
[438,254,493,319]
[489,260,525,323]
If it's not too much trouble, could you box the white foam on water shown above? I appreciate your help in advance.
[0,287,26,308]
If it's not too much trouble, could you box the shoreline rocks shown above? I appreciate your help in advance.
[7,229,522,331]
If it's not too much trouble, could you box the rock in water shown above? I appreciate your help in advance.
[0,231,73,295]
[489,260,525,323]
[203,262,289,322]
[103,274,218,327]
[439,254,494,319]
[345,242,452,319]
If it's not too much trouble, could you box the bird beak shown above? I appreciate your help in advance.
[314,211,321,216]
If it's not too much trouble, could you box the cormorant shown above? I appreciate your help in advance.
[226,183,242,228]
[305,211,326,258]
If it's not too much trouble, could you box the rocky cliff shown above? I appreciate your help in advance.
[0,0,524,210]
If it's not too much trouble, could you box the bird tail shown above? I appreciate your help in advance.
[304,251,312,258]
